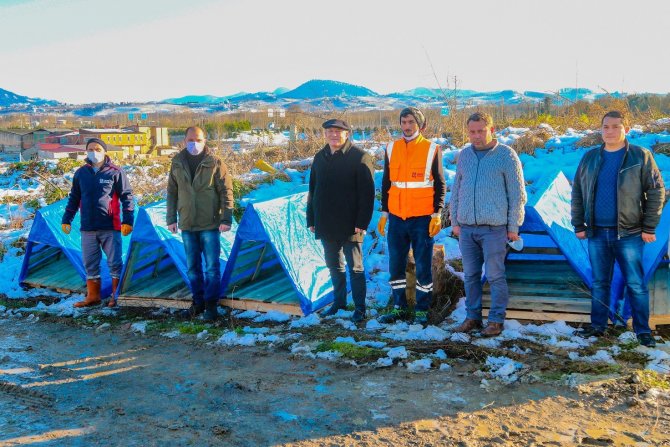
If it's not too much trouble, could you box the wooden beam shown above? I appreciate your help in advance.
[118,296,191,309]
[483,309,590,324]
[221,299,303,316]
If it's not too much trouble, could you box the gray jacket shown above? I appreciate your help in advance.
[449,141,526,233]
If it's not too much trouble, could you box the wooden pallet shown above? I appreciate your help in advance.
[118,296,303,316]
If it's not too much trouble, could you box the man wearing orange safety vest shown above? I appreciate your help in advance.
[377,107,446,326]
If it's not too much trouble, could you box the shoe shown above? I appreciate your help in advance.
[322,304,345,317]
[181,302,205,319]
[637,333,656,348]
[609,324,627,336]
[481,322,503,337]
[453,318,483,333]
[108,277,120,308]
[202,301,219,322]
[378,306,409,324]
[74,279,102,308]
[413,310,429,326]
[351,310,366,323]
[580,326,605,338]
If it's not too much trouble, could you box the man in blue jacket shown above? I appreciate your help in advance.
[62,138,134,308]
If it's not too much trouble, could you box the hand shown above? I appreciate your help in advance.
[308,226,315,233]
[642,232,656,243]
[354,227,365,234]
[376,214,388,236]
[121,224,133,236]
[219,224,231,232]
[167,223,178,234]
[576,231,586,240]
[428,215,441,237]
[507,232,520,241]
[61,223,71,234]
[451,225,460,238]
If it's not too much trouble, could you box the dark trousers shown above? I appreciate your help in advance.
[82,230,122,279]
[387,214,434,311]
[321,239,366,312]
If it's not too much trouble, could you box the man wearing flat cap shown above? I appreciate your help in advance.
[377,107,446,326]
[307,119,375,323]
[62,137,135,308]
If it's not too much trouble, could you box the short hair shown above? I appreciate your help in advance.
[601,110,629,126]
[466,112,493,127]
[185,126,205,137]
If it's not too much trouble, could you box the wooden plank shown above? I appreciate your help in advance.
[119,296,191,309]
[483,308,590,323]
[649,315,670,330]
[221,299,303,316]
[650,265,669,315]
[483,297,592,314]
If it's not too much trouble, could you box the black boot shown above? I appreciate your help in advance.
[181,302,205,319]
[202,301,219,322]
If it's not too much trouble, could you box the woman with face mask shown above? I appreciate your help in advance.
[61,138,135,308]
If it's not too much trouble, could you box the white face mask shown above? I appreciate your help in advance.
[507,237,524,252]
[88,151,105,164]
[186,141,205,155]
[402,130,420,142]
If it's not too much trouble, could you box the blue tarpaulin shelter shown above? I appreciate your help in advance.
[221,192,333,316]
[118,200,236,305]
[19,198,135,298]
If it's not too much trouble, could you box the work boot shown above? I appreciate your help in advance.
[351,309,366,324]
[452,318,483,333]
[481,322,503,337]
[181,302,206,319]
[202,301,219,322]
[74,279,102,308]
[108,277,120,308]
[637,333,656,348]
[378,306,409,324]
[580,326,606,338]
[413,310,429,326]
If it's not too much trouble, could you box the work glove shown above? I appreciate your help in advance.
[377,212,388,236]
[61,224,71,234]
[121,224,133,236]
[428,214,441,237]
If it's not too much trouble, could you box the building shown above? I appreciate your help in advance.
[0,129,34,152]
[123,125,170,155]
[78,128,148,157]
[37,143,125,161]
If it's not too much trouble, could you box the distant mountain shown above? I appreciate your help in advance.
[162,92,248,105]
[0,87,59,108]
[279,80,378,99]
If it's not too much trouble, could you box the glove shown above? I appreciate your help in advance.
[377,213,388,236]
[428,215,441,237]
[61,224,71,234]
[121,224,133,236]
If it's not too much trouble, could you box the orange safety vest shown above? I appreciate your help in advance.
[386,135,438,219]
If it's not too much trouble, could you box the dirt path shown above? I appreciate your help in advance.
[1,317,669,447]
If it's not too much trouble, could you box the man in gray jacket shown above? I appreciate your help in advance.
[450,112,526,336]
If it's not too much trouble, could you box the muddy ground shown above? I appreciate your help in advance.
[1,308,670,447]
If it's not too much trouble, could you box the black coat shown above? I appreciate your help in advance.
[306,140,375,242]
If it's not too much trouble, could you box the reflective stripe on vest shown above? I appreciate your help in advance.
[390,142,437,189]
[386,141,394,161]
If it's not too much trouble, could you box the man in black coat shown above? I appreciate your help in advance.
[307,119,375,323]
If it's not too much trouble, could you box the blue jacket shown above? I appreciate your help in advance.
[62,156,134,231]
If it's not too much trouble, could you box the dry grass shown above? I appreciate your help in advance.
[653,143,670,155]
[575,132,604,148]
[511,128,553,156]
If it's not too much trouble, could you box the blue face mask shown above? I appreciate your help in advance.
[88,151,105,164]
[186,141,205,155]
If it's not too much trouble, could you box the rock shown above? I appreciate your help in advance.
[96,323,111,333]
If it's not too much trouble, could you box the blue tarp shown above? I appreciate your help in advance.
[221,192,334,315]
[119,200,236,296]
[19,198,136,298]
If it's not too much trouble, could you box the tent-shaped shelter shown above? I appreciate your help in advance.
[221,192,333,316]
[118,200,236,307]
[19,198,135,298]
[483,171,593,321]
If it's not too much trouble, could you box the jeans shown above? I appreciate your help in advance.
[82,230,122,279]
[321,239,366,312]
[459,225,508,323]
[182,229,221,305]
[588,228,651,335]
[387,214,434,311]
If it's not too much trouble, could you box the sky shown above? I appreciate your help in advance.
[0,0,668,104]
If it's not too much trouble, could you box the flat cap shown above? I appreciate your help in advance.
[322,119,351,131]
